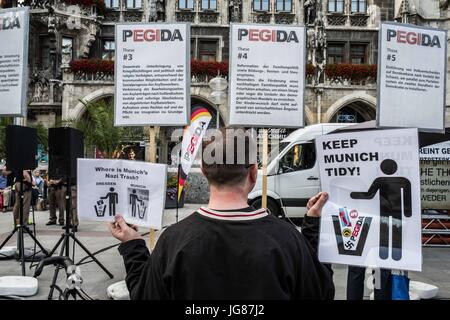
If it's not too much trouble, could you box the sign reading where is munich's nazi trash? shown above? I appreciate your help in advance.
[316,128,422,271]
[77,159,167,229]
[0,7,29,116]
[377,22,447,132]
[229,24,305,128]
[114,23,190,126]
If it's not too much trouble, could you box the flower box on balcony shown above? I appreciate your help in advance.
[325,63,377,84]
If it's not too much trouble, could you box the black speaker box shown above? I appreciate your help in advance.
[6,125,38,171]
[48,127,84,179]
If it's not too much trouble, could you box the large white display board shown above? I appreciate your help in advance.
[316,128,422,271]
[377,22,447,132]
[0,7,29,116]
[114,23,190,126]
[77,159,167,229]
[228,24,305,128]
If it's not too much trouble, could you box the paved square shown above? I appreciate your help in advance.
[0,205,448,300]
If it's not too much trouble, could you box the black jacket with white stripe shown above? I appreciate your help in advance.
[118,207,335,300]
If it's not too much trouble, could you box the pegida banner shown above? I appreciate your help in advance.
[0,7,29,116]
[114,23,190,126]
[377,22,447,132]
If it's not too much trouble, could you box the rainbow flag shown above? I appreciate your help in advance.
[178,106,212,200]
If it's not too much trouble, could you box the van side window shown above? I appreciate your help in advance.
[279,143,316,173]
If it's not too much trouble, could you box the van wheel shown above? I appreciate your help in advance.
[250,198,284,219]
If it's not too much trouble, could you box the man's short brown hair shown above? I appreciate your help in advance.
[201,127,257,187]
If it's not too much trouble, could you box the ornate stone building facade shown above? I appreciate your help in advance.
[0,0,399,135]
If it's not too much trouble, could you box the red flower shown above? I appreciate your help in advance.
[69,59,114,75]
[191,60,229,77]
[325,63,377,82]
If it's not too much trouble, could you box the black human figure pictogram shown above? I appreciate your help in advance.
[101,187,119,216]
[130,189,140,218]
[350,159,412,261]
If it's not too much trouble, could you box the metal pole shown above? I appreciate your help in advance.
[18,177,25,276]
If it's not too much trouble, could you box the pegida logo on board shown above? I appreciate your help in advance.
[0,14,21,31]
[332,208,372,256]
[387,29,441,48]
[122,29,183,42]
[237,28,299,43]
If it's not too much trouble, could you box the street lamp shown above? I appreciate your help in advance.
[208,74,228,128]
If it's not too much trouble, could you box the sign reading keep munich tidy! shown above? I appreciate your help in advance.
[0,7,29,117]
[114,23,190,126]
[377,22,447,132]
[228,24,306,128]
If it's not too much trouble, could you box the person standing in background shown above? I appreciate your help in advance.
[46,178,65,226]
[12,170,34,226]
[2,168,14,212]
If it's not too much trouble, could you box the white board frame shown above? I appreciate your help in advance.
[228,23,306,128]
[0,7,29,117]
[376,21,447,133]
[113,22,191,127]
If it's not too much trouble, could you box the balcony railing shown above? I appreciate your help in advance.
[66,59,229,84]
[68,59,114,81]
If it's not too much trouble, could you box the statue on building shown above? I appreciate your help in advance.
[229,0,242,23]
[307,28,316,63]
[367,4,380,28]
[149,0,165,22]
[440,0,450,10]
[31,70,50,102]
[304,0,316,25]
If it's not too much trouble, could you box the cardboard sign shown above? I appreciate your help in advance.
[114,23,190,126]
[0,7,29,116]
[377,22,447,132]
[77,159,167,229]
[419,141,450,209]
[316,128,422,271]
[228,23,305,128]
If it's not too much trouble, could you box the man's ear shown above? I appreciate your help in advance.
[200,164,207,178]
[249,163,258,184]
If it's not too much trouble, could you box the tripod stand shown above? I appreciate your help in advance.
[0,172,49,276]
[46,176,113,300]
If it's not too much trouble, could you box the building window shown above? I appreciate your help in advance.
[126,0,142,9]
[328,43,345,64]
[351,0,366,13]
[198,40,217,61]
[328,0,344,13]
[276,0,292,12]
[179,0,194,10]
[102,40,115,60]
[40,36,51,69]
[253,0,269,12]
[350,44,367,64]
[61,37,73,64]
[105,0,119,8]
[201,0,217,10]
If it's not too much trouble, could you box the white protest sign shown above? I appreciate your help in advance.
[419,141,450,160]
[77,159,167,229]
[419,141,450,209]
[229,24,305,128]
[377,22,447,132]
[0,7,29,116]
[114,23,190,126]
[316,128,422,271]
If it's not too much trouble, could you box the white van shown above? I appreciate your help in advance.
[248,123,351,218]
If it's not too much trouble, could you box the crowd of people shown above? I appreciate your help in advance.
[0,166,79,232]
